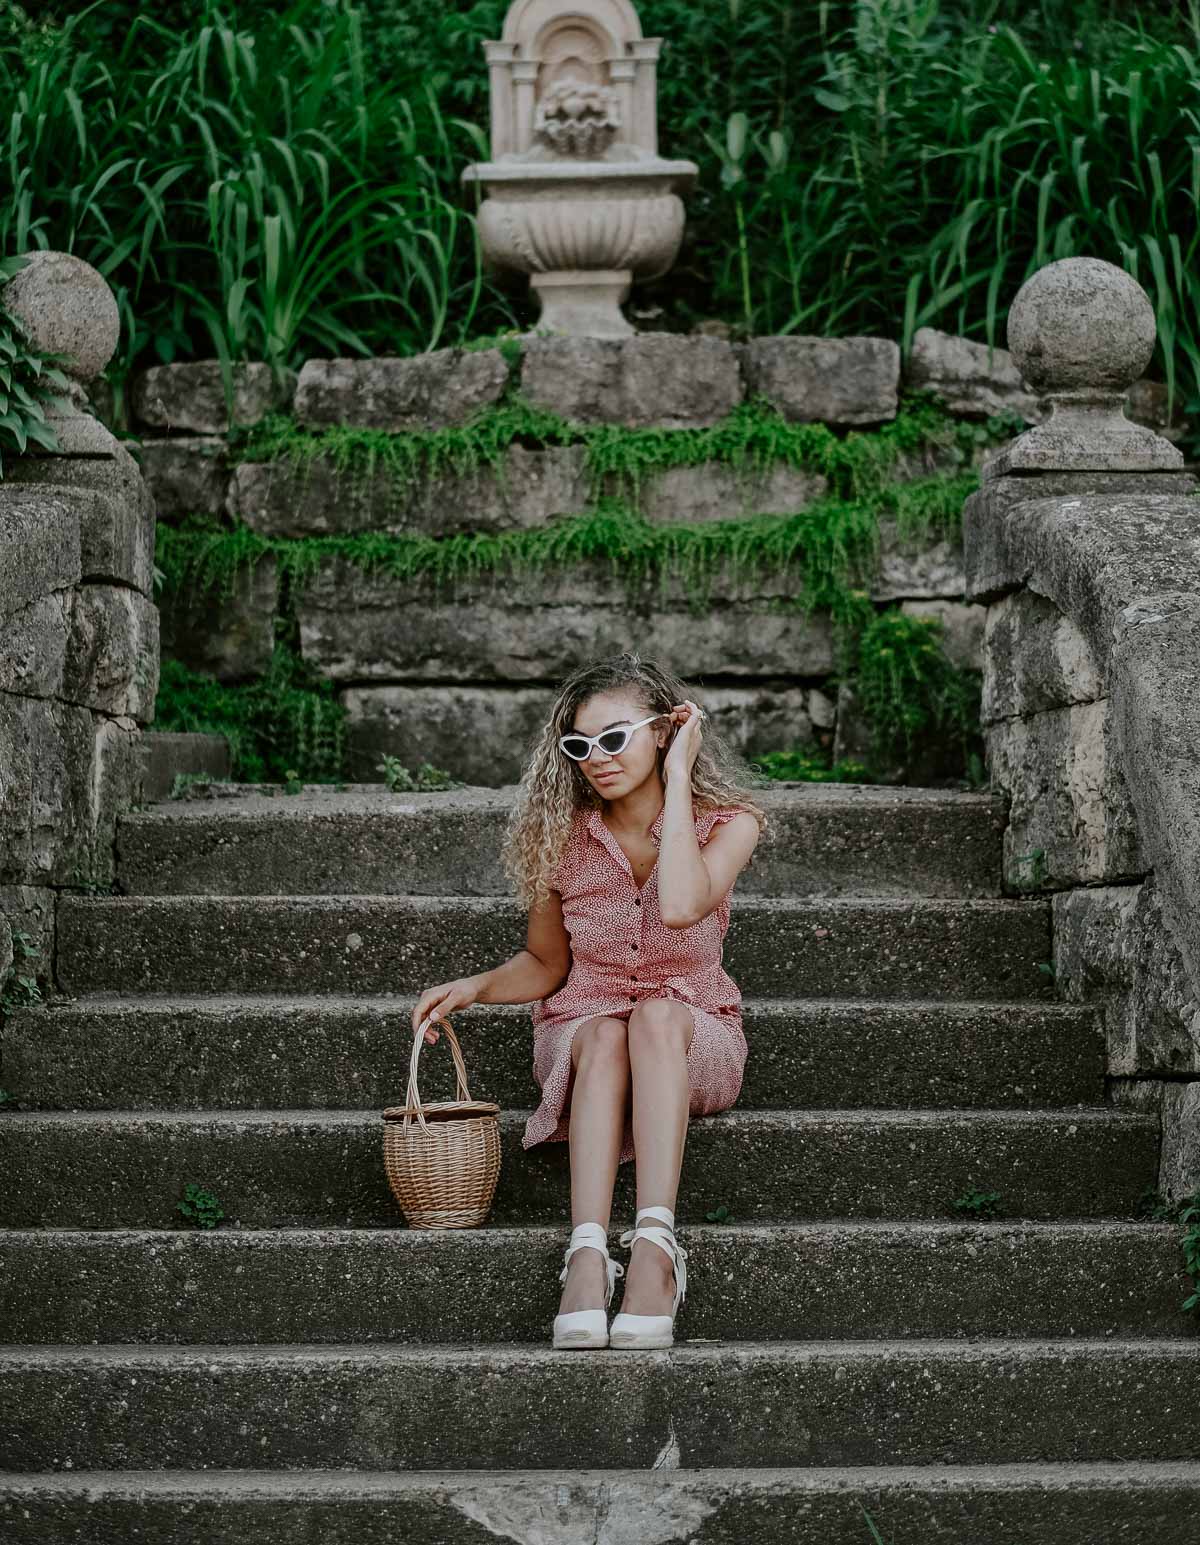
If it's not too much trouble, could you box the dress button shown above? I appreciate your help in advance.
[634,897,641,906]
[629,994,636,1001]
[631,942,638,950]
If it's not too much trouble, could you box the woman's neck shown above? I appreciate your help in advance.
[600,775,684,836]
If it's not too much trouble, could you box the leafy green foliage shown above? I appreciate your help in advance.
[151,648,348,783]
[750,745,876,783]
[0,255,69,472]
[177,1182,226,1229]
[851,608,983,768]
[705,1204,734,1222]
[376,756,467,793]
[952,1186,1003,1219]
[5,0,1199,435]
[0,927,43,1011]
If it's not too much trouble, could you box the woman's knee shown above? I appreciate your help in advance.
[628,997,693,1054]
[570,1014,630,1070]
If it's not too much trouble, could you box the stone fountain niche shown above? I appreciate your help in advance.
[463,0,697,337]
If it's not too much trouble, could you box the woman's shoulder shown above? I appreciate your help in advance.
[695,801,758,840]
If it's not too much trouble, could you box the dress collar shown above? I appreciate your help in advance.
[585,797,673,853]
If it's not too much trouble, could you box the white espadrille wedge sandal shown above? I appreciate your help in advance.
[552,1220,626,1350]
[608,1204,688,1350]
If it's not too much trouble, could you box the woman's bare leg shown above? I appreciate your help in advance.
[556,1014,631,1316]
[621,997,694,1317]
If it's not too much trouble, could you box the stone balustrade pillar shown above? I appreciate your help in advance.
[963,255,1200,1201]
[0,252,159,1007]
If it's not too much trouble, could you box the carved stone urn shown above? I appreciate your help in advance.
[462,0,697,338]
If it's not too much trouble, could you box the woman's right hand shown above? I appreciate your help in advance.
[411,977,482,1043]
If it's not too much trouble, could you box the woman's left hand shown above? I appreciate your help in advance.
[662,700,705,784]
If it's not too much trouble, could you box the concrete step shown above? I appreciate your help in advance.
[116,783,1008,899]
[5,1463,1200,1544]
[2,1223,1192,1346]
[0,1108,1158,1229]
[3,994,1105,1111]
[57,894,1054,1000]
[2,1341,1196,1471]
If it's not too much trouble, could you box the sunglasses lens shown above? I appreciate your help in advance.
[560,737,591,759]
[597,730,629,755]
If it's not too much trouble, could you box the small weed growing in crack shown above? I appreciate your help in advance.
[177,1182,226,1229]
[377,756,467,792]
[952,1187,1003,1220]
[705,1204,734,1223]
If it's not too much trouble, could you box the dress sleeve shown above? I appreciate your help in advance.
[696,806,742,845]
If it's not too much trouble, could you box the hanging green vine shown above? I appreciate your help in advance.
[228,392,1022,516]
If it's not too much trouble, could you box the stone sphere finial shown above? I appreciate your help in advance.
[983,254,1182,477]
[1007,256,1156,396]
[3,250,120,383]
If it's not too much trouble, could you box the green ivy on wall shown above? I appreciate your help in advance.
[156,391,1014,783]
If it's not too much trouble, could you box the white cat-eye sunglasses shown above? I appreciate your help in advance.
[559,709,707,762]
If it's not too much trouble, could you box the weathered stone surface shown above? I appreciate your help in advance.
[0,489,81,618]
[132,362,295,434]
[1127,378,1190,442]
[741,336,899,425]
[138,436,229,517]
[160,556,277,684]
[0,695,141,886]
[985,699,1146,889]
[1110,596,1200,995]
[339,682,819,786]
[898,599,985,671]
[3,250,119,383]
[138,732,232,801]
[962,483,1200,647]
[1053,879,1200,1079]
[295,350,509,431]
[520,335,741,427]
[231,449,829,538]
[1008,258,1156,397]
[1161,1082,1200,1202]
[0,884,55,998]
[230,445,590,538]
[981,589,1104,721]
[993,258,1180,475]
[297,557,835,685]
[63,584,159,720]
[632,461,828,522]
[8,446,157,596]
[0,593,70,698]
[874,516,965,600]
[905,327,1038,421]
[0,912,10,989]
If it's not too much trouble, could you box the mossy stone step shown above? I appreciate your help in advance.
[0,1108,1157,1229]
[3,995,1103,1112]
[0,1222,1191,1345]
[5,1463,1200,1545]
[56,894,1054,1000]
[2,1341,1197,1471]
[116,784,1008,899]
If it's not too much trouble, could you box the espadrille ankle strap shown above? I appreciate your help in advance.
[618,1208,688,1313]
[558,1220,624,1307]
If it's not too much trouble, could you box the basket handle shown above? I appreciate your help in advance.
[404,1011,474,1131]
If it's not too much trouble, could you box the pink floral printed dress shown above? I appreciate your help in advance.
[522,798,750,1166]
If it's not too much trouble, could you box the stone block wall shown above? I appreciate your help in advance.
[127,330,1182,786]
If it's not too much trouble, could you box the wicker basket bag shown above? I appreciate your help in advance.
[382,1010,501,1229]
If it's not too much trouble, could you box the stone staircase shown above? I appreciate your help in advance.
[1,783,1197,1541]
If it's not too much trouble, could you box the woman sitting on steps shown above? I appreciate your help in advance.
[410,652,768,1350]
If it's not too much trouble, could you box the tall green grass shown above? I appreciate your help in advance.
[0,0,490,410]
[3,0,1200,425]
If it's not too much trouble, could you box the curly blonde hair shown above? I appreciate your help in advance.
[500,652,776,912]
